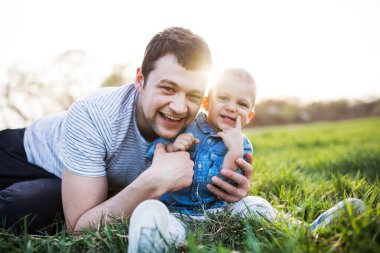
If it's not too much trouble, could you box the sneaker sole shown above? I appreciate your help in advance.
[128,200,170,253]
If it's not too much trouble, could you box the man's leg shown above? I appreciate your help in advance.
[0,178,63,233]
[0,128,64,234]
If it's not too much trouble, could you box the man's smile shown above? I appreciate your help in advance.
[159,112,184,123]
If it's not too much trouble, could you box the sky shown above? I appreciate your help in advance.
[1,0,379,102]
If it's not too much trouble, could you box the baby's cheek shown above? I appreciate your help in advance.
[239,113,249,126]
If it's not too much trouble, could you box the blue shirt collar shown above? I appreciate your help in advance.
[196,112,217,135]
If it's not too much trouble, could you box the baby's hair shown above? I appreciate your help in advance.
[210,68,257,107]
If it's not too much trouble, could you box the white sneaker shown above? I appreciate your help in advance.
[127,200,170,253]
[310,198,366,231]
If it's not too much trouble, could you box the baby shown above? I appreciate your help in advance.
[146,68,256,215]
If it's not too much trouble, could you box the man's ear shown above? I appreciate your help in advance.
[247,110,255,123]
[202,96,209,111]
[135,67,144,93]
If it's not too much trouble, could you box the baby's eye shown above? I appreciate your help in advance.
[218,96,229,102]
[238,102,250,108]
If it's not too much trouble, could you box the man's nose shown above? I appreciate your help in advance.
[169,93,187,115]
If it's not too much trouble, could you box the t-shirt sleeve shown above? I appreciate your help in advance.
[59,100,108,177]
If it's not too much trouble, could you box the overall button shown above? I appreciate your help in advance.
[207,139,211,144]
[197,163,202,169]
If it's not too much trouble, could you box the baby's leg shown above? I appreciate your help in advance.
[230,196,277,221]
[310,198,366,231]
[230,196,306,231]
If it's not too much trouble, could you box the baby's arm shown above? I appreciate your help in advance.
[217,116,244,172]
[166,133,200,152]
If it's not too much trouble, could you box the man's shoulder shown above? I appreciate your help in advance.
[79,83,135,104]
[71,84,136,118]
[63,83,138,140]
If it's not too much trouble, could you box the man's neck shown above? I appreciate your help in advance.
[135,96,157,142]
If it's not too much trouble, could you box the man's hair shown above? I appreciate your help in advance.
[141,27,212,82]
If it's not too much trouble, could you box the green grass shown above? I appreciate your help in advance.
[1,117,379,252]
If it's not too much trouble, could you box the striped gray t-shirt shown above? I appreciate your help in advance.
[23,84,151,192]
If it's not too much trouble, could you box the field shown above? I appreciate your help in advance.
[1,117,379,252]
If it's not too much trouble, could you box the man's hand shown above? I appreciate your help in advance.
[217,115,243,156]
[147,143,194,193]
[169,133,199,152]
[207,153,253,202]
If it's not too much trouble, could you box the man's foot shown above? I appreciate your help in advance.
[127,200,170,253]
[310,198,366,231]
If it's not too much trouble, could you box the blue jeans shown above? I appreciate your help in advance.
[0,128,64,234]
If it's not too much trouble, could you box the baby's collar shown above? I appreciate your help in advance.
[196,112,217,135]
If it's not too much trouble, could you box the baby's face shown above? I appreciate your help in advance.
[206,76,256,131]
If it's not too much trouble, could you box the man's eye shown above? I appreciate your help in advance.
[162,87,174,93]
[188,94,202,101]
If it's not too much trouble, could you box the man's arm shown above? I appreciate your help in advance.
[62,166,166,233]
[62,144,194,233]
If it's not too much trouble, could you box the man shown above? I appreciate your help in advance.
[0,27,253,234]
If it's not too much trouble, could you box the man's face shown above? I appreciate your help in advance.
[136,54,208,141]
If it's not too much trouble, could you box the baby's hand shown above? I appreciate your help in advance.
[172,133,200,152]
[217,115,243,154]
